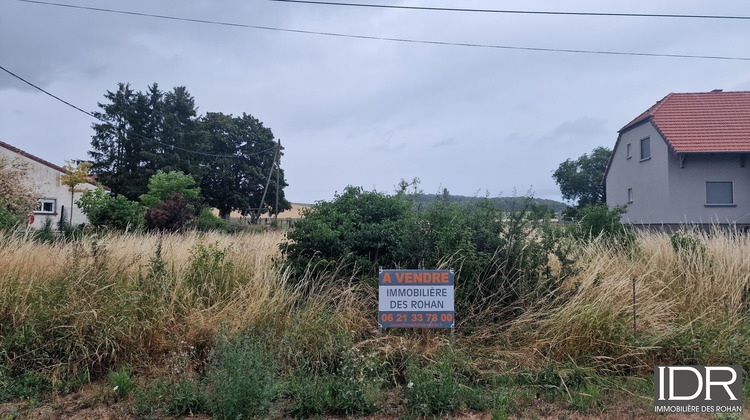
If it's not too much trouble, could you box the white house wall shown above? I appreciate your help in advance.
[606,122,671,224]
[0,146,96,228]
[667,152,750,225]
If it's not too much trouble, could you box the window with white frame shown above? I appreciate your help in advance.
[705,182,734,205]
[627,188,633,204]
[640,137,651,160]
[35,198,57,214]
[626,143,632,159]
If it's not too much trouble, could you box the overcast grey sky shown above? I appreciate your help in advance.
[1,0,749,204]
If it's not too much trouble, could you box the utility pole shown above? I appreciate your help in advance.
[275,140,281,218]
[256,139,280,221]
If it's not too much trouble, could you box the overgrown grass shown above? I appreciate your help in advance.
[0,231,299,392]
[0,228,748,417]
[507,228,750,374]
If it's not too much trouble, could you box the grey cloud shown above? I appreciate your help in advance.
[1,0,748,205]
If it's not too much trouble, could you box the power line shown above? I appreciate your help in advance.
[0,64,278,159]
[1,64,98,119]
[15,0,750,62]
[267,0,750,21]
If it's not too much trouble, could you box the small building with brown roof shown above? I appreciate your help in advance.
[605,90,750,228]
[0,140,98,228]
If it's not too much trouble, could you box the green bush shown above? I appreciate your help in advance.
[286,369,381,417]
[77,186,145,231]
[139,170,200,209]
[395,196,559,319]
[569,205,634,243]
[0,205,20,230]
[186,242,235,306]
[282,186,567,323]
[282,186,410,278]
[670,230,707,257]
[0,370,51,402]
[284,342,383,418]
[194,208,227,232]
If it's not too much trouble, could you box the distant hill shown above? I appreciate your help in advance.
[411,193,569,213]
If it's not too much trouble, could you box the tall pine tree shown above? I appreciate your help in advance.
[90,83,154,200]
[90,84,202,201]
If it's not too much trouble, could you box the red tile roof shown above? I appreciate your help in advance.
[0,140,98,186]
[0,140,69,173]
[620,91,750,153]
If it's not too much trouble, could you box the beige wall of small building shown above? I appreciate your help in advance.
[0,145,97,228]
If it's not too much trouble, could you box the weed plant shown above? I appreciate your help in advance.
[404,349,476,416]
[108,366,136,401]
[203,328,278,419]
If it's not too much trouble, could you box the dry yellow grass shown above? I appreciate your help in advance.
[1,227,747,382]
[0,229,376,380]
[1,227,748,419]
[505,229,750,371]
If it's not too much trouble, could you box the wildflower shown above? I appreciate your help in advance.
[113,385,119,392]
[407,381,414,389]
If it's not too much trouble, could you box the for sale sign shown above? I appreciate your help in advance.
[378,269,454,328]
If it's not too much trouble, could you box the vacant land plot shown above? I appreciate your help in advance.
[0,229,747,418]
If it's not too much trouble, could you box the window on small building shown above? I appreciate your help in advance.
[35,198,57,214]
[626,143,632,159]
[640,137,651,161]
[627,188,633,204]
[705,182,734,206]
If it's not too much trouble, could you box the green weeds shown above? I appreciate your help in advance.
[108,366,136,400]
[203,330,277,419]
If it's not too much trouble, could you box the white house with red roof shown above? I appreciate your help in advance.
[605,90,750,228]
[0,140,98,228]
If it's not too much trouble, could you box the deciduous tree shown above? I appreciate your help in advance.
[552,146,611,208]
[139,170,200,209]
[200,112,291,218]
[58,160,93,225]
[0,156,38,228]
[144,194,192,232]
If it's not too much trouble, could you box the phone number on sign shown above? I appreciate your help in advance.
[380,313,453,323]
